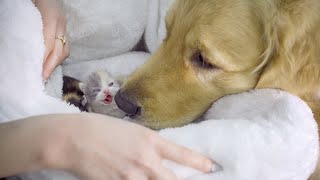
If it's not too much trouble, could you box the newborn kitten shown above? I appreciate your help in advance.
[62,75,89,112]
[79,71,126,118]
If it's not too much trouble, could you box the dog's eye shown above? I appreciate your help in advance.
[192,52,215,70]
[108,82,114,87]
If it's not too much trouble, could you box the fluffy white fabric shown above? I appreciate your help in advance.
[0,0,318,180]
[0,0,80,123]
[60,0,148,62]
[161,89,319,180]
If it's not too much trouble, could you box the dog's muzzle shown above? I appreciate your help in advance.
[115,89,141,119]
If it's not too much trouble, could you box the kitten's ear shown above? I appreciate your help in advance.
[81,95,88,106]
[79,82,86,93]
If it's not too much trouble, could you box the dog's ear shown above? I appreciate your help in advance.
[252,2,280,75]
[255,0,320,88]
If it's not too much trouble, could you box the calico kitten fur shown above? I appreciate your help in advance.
[62,76,89,112]
[79,71,126,118]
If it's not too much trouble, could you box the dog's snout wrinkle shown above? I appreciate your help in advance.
[115,89,140,116]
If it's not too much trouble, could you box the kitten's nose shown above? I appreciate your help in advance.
[104,90,111,96]
[115,89,140,117]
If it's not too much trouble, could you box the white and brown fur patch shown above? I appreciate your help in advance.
[62,75,89,112]
[79,71,126,118]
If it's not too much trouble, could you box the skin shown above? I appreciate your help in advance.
[0,114,213,179]
[36,0,70,80]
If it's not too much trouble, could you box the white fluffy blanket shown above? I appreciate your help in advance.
[0,0,319,179]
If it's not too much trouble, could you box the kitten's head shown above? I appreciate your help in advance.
[79,71,120,106]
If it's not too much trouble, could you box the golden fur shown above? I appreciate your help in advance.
[122,0,320,178]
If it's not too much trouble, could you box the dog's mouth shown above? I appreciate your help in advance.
[102,95,113,104]
[128,106,141,119]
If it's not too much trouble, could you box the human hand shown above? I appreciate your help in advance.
[34,0,70,80]
[43,113,213,180]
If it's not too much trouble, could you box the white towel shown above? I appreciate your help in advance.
[0,0,318,179]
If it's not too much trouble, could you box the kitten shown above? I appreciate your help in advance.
[79,71,126,118]
[62,75,89,112]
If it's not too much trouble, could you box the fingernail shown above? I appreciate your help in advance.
[42,71,50,81]
[203,160,213,172]
[42,71,47,80]
[43,80,48,85]
[211,163,223,173]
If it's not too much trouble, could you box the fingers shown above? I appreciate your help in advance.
[38,0,59,62]
[152,166,178,180]
[157,138,213,173]
[124,156,177,180]
[42,18,69,80]
[63,40,70,60]
[43,24,56,62]
[42,40,63,80]
[40,0,69,80]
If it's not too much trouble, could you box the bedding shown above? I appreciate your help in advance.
[0,0,318,179]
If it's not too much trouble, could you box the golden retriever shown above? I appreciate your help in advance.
[115,0,320,178]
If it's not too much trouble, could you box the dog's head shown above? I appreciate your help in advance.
[115,0,319,129]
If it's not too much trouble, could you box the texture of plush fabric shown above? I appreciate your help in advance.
[161,89,319,180]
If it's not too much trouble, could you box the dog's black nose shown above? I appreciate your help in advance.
[115,89,140,117]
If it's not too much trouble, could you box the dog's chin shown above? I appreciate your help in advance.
[128,119,164,130]
[124,115,193,130]
[120,104,203,129]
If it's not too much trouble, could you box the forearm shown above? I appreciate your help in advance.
[0,114,75,178]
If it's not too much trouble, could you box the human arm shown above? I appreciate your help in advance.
[0,115,58,177]
[0,113,213,179]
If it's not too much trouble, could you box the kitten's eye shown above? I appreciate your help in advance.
[192,52,215,70]
[108,82,114,87]
[92,88,101,93]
